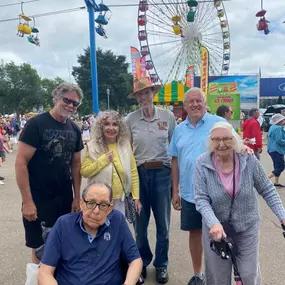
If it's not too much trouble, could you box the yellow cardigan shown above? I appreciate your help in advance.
[81,143,139,200]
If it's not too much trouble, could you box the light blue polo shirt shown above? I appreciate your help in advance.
[168,112,225,203]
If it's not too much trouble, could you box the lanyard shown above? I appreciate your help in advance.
[228,151,236,224]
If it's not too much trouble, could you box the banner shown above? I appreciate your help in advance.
[140,56,147,78]
[208,93,240,120]
[194,75,259,109]
[200,46,209,96]
[130,46,143,86]
[185,66,195,88]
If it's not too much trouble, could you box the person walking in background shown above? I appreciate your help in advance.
[268,114,285,187]
[126,77,176,284]
[0,131,6,185]
[216,105,233,121]
[168,87,225,285]
[9,115,20,151]
[15,82,84,264]
[81,110,141,216]
[20,116,27,132]
[242,108,262,159]
[81,117,91,145]
[195,121,285,285]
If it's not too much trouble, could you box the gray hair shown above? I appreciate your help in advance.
[82,181,113,202]
[183,87,206,104]
[207,122,244,153]
[91,110,130,146]
[52,82,84,104]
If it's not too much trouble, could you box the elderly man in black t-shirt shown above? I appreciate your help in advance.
[15,82,84,263]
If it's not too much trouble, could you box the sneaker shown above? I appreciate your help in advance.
[0,181,4,185]
[156,268,169,284]
[0,176,4,181]
[274,183,285,188]
[188,276,205,285]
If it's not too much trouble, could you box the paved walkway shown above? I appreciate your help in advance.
[1,152,285,284]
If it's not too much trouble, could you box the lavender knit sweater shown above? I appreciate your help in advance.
[195,153,285,232]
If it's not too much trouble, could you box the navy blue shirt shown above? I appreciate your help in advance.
[41,210,140,285]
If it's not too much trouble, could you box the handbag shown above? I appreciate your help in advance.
[112,162,136,224]
[221,152,237,237]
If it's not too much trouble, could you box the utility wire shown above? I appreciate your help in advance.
[0,0,231,23]
[0,0,39,8]
[0,7,86,23]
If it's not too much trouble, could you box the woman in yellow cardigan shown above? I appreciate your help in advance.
[81,110,141,215]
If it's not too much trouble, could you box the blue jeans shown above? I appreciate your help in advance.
[269,151,285,177]
[135,165,171,269]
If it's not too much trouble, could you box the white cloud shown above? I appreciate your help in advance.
[0,0,284,82]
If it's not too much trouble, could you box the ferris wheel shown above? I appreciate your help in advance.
[137,0,231,84]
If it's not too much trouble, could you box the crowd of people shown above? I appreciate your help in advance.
[10,79,285,285]
[0,115,25,184]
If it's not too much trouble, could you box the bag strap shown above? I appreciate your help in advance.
[228,151,236,223]
[111,161,128,196]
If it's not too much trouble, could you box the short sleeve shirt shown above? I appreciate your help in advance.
[168,112,225,203]
[126,107,177,166]
[19,112,84,203]
[41,210,140,285]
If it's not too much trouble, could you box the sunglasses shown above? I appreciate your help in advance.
[62,97,81,107]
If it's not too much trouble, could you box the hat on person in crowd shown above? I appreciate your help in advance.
[271,113,285,125]
[128,77,161,99]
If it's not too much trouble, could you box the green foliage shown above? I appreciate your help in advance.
[72,47,135,115]
[0,47,136,116]
[0,61,64,115]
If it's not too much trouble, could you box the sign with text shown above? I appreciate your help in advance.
[208,93,240,120]
[200,46,209,96]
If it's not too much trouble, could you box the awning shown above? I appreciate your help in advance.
[154,81,189,103]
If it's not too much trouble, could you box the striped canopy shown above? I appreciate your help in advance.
[154,81,189,103]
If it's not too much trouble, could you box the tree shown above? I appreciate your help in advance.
[72,47,135,115]
[0,61,65,115]
[40,77,64,110]
[0,62,42,115]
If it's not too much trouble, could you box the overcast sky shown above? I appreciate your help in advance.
[0,0,285,83]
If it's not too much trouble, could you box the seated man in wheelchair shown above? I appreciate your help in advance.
[38,182,143,285]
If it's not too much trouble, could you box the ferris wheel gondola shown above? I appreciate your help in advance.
[137,0,231,84]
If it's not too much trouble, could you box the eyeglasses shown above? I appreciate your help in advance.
[83,198,111,211]
[62,97,81,107]
[211,137,233,145]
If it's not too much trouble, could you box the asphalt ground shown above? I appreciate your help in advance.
[1,151,285,285]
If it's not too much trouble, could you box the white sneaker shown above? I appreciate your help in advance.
[0,181,4,185]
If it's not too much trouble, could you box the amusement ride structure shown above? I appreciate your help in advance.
[137,0,231,84]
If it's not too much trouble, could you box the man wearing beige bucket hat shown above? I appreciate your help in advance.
[268,113,285,187]
[126,77,176,284]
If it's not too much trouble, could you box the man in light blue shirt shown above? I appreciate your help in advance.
[168,87,224,285]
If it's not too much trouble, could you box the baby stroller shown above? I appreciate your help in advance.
[210,237,243,285]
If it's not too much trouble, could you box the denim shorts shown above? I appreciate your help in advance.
[181,198,202,231]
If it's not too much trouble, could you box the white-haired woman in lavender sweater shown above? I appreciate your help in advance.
[195,121,285,285]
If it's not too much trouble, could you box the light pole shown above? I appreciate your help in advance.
[106,88,110,110]
[85,0,100,114]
